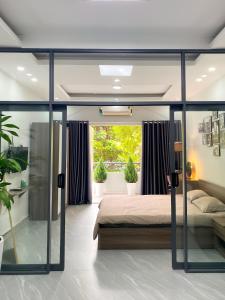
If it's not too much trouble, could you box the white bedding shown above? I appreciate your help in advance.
[93,194,225,239]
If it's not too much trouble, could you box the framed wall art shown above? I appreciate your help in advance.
[212,120,220,145]
[219,112,225,130]
[198,122,205,133]
[213,144,221,157]
[212,111,218,121]
[203,116,212,134]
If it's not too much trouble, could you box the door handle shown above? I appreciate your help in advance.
[57,173,65,188]
[171,172,179,188]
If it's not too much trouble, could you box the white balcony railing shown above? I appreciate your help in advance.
[93,161,141,172]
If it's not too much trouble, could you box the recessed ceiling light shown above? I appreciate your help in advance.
[208,67,216,72]
[17,66,25,71]
[113,85,122,90]
[26,73,32,77]
[55,97,59,100]
[201,74,207,78]
[196,78,203,82]
[114,98,119,101]
[99,65,133,77]
[114,78,120,83]
[31,77,38,82]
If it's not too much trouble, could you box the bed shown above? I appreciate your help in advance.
[93,180,225,250]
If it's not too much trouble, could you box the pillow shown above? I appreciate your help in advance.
[193,196,225,213]
[187,190,208,203]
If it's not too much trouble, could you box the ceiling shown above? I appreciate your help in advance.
[0,0,225,48]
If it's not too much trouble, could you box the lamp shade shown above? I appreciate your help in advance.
[174,141,182,152]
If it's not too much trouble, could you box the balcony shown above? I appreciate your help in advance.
[92,162,141,196]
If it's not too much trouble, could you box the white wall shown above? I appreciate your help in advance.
[190,75,225,101]
[67,106,170,123]
[0,68,39,100]
[187,88,225,187]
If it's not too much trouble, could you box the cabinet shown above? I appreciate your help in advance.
[29,122,61,220]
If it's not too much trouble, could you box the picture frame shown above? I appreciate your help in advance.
[220,130,225,149]
[206,133,213,147]
[213,144,221,157]
[212,120,219,134]
[202,133,207,145]
[198,122,205,133]
[219,112,225,130]
[212,111,218,121]
[203,116,212,134]
[212,120,220,145]
[212,133,219,145]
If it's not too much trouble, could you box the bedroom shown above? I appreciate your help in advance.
[66,104,225,264]
[0,50,225,275]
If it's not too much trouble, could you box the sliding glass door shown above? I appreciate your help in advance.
[171,105,225,272]
[0,104,66,274]
[0,105,50,273]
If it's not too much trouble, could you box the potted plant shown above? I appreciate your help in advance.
[94,159,107,197]
[124,157,138,196]
[0,115,21,265]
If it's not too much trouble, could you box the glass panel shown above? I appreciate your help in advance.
[0,53,49,101]
[186,53,225,101]
[0,109,49,268]
[186,109,225,264]
[173,111,184,264]
[51,111,64,265]
[54,53,181,102]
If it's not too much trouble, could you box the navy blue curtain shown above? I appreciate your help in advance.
[68,121,91,205]
[141,121,181,195]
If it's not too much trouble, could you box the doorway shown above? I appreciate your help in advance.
[91,124,142,202]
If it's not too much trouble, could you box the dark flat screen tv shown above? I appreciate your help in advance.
[6,146,28,172]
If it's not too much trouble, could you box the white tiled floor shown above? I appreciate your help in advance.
[1,204,225,300]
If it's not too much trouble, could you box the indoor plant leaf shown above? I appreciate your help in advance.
[0,132,12,144]
[4,130,19,137]
[2,124,19,129]
[0,182,11,188]
[0,190,12,210]
[7,158,22,172]
[0,115,12,123]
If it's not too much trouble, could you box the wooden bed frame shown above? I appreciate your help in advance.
[98,180,225,250]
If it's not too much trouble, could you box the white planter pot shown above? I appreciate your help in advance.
[127,183,137,196]
[0,236,4,270]
[95,183,105,197]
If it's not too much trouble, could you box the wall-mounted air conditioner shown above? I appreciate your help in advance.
[99,106,132,116]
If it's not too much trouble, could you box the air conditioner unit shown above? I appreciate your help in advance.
[99,106,132,116]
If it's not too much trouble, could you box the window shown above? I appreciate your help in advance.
[92,125,142,171]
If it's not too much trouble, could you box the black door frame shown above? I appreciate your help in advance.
[0,103,67,275]
[0,104,51,274]
[51,104,67,271]
[0,48,225,274]
[170,103,225,273]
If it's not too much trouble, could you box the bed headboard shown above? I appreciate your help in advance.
[198,180,225,204]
